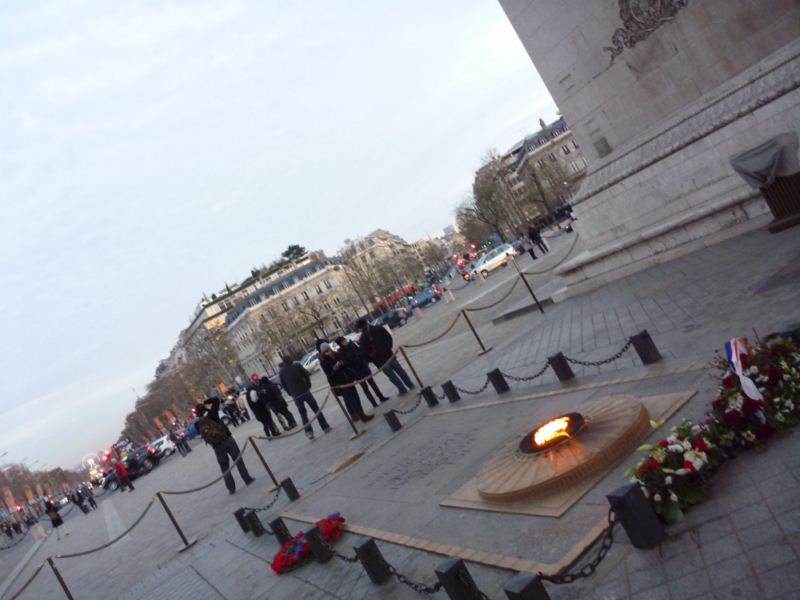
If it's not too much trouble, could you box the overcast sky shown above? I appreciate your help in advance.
[0,0,556,470]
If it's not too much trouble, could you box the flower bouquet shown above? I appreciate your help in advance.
[270,513,346,574]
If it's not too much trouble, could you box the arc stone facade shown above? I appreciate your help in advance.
[499,0,800,297]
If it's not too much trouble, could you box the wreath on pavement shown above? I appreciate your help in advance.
[270,513,346,574]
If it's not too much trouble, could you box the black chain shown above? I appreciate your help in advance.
[0,526,31,551]
[564,340,633,367]
[394,394,423,415]
[501,362,551,382]
[455,377,491,396]
[456,567,491,599]
[334,550,360,563]
[242,487,282,513]
[538,509,618,584]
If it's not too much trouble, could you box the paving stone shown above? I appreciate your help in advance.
[700,534,744,567]
[667,569,713,599]
[628,563,668,594]
[731,502,774,532]
[706,554,754,589]
[756,559,800,598]
[695,516,735,545]
[631,582,670,600]
[735,518,787,548]
[746,539,797,574]
[713,576,766,599]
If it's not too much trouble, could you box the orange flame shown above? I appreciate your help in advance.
[533,416,571,446]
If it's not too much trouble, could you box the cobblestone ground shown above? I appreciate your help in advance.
[3,225,799,599]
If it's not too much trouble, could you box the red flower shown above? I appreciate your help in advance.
[767,368,782,383]
[755,423,774,439]
[658,440,669,447]
[724,410,743,428]
[692,438,708,452]
[742,398,761,416]
[771,345,787,356]
[704,417,715,425]
[721,375,738,389]
[683,460,696,472]
[647,458,659,470]
[740,353,751,369]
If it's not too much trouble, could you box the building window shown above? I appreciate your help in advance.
[332,316,341,329]
[315,284,323,295]
[562,144,571,155]
[302,291,310,301]
[292,296,300,307]
[269,308,276,318]
[324,279,333,289]
[323,300,331,310]
[333,296,341,305]
[548,153,556,162]
[572,139,579,150]
[537,159,546,169]
[282,302,289,312]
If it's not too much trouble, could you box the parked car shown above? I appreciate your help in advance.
[102,450,156,491]
[371,308,408,329]
[468,244,517,278]
[300,350,320,373]
[410,286,442,308]
[149,435,177,459]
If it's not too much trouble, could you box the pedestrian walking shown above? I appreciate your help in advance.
[258,375,297,431]
[517,232,537,261]
[194,397,255,495]
[355,318,415,396]
[319,343,374,424]
[83,487,98,510]
[111,458,135,492]
[278,359,331,440]
[335,336,389,406]
[45,499,69,540]
[527,225,549,254]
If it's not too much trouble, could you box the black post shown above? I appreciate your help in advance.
[47,558,75,600]
[442,381,461,403]
[269,517,293,546]
[511,255,545,314]
[332,392,363,439]
[547,352,575,382]
[461,311,493,355]
[244,511,266,537]
[156,492,197,551]
[398,346,425,388]
[607,483,665,549]
[354,538,393,585]
[435,557,484,600]
[487,368,510,394]
[421,386,439,407]
[305,525,333,563]
[233,508,250,533]
[384,410,403,432]
[280,477,300,502]
[630,330,662,365]
[248,436,281,488]
[504,573,550,599]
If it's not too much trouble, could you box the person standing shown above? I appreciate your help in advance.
[517,232,537,261]
[45,499,69,540]
[527,225,549,255]
[319,343,374,424]
[355,318,415,396]
[278,359,331,440]
[71,490,89,515]
[258,376,297,431]
[335,336,389,405]
[169,428,186,456]
[246,376,281,437]
[83,486,98,510]
[195,397,255,495]
[235,389,251,421]
[223,394,241,427]
[112,458,135,492]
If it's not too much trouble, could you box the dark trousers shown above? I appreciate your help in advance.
[382,359,414,393]
[259,413,281,437]
[533,239,548,253]
[270,402,297,429]
[339,386,367,420]
[527,248,537,260]
[213,436,253,492]
[119,475,134,491]
[354,365,388,406]
[293,392,330,435]
[87,497,97,510]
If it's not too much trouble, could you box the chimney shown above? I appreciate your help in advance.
[539,118,547,130]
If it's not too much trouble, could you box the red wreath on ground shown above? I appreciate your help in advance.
[270,513,346,574]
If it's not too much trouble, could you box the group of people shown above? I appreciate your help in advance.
[70,486,98,513]
[168,428,193,456]
[2,518,24,540]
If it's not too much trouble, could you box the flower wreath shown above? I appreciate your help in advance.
[270,513,346,574]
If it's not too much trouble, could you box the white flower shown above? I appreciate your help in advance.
[776,413,785,422]
[682,440,692,451]
[690,425,702,435]
[742,431,756,442]
[749,366,759,375]
[669,491,678,503]
[653,494,662,502]
[629,476,638,484]
[668,444,684,453]
[664,476,673,485]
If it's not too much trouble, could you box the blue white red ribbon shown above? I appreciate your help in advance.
[725,338,763,401]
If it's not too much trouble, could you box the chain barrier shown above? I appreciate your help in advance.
[253,391,333,441]
[463,277,520,313]
[501,362,551,382]
[456,568,490,600]
[242,487,282,514]
[564,339,633,367]
[8,560,45,600]
[403,313,464,349]
[332,544,443,595]
[161,438,255,495]
[393,393,423,415]
[0,525,31,551]
[538,508,618,584]
[521,232,580,276]
[454,377,491,396]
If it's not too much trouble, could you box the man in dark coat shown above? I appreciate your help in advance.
[278,360,331,440]
[527,225,549,254]
[355,318,415,395]
[319,343,374,423]
[195,397,255,495]
[335,336,389,406]
[246,375,280,437]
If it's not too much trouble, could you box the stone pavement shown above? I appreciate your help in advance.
[4,224,799,600]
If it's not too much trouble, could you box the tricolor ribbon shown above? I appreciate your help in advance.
[724,338,763,401]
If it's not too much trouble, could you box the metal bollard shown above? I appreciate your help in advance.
[269,517,293,546]
[233,508,250,533]
[548,352,575,382]
[422,386,439,407]
[487,368,510,394]
[281,477,300,501]
[630,330,662,365]
[504,573,550,599]
[442,381,461,403]
[384,409,403,432]
[607,483,664,549]
[305,525,333,563]
[435,557,484,599]
[48,557,75,600]
[244,511,266,537]
[354,538,393,585]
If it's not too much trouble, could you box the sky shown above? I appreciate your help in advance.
[0,0,557,470]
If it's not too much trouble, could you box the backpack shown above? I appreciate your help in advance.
[196,417,231,448]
